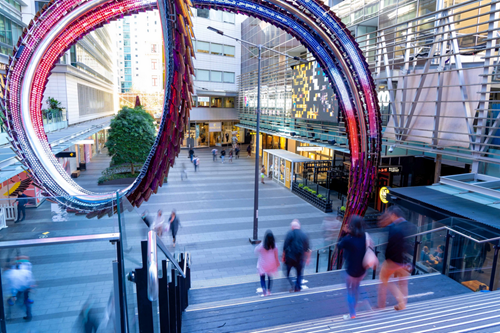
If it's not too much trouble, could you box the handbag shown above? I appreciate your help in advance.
[362,232,379,269]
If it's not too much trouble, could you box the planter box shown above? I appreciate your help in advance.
[292,183,333,213]
[99,178,136,186]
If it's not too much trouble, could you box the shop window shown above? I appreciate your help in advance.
[195,69,210,81]
[198,96,210,107]
[211,97,223,108]
[224,97,235,108]
[223,45,235,57]
[211,43,223,55]
[211,71,222,82]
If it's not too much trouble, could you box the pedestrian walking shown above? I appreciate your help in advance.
[255,230,280,296]
[212,148,218,162]
[377,206,415,311]
[181,163,188,180]
[338,216,371,320]
[15,191,27,223]
[193,156,200,172]
[189,147,194,162]
[169,210,180,248]
[77,296,101,333]
[153,209,166,237]
[235,145,240,159]
[247,145,251,157]
[261,165,266,184]
[141,210,153,228]
[220,149,226,163]
[229,150,233,163]
[5,256,35,321]
[282,220,311,292]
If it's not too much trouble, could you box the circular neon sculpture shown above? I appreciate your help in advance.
[3,0,381,220]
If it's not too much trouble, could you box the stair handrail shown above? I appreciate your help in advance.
[156,234,186,278]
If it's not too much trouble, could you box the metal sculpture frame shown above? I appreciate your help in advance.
[2,0,382,220]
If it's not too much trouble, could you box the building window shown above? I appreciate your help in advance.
[152,75,158,86]
[211,97,222,108]
[197,8,209,18]
[211,71,222,82]
[223,72,235,83]
[151,44,157,53]
[196,41,210,54]
[211,43,223,55]
[195,69,210,81]
[197,96,210,107]
[224,97,235,108]
[151,59,158,70]
[124,68,131,74]
[210,10,223,22]
[223,12,235,24]
[223,45,235,57]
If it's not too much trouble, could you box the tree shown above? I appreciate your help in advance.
[105,106,156,174]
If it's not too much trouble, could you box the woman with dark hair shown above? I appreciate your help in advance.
[338,215,369,320]
[254,230,280,296]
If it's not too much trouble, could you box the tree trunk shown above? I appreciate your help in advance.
[131,162,134,175]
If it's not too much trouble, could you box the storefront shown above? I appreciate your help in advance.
[183,121,243,147]
[263,149,312,190]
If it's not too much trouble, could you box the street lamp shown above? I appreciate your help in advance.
[207,26,306,244]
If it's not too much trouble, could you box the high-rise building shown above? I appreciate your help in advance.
[186,9,244,148]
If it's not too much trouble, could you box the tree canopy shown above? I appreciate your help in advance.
[106,106,156,172]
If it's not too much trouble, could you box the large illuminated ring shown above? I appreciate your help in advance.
[3,0,381,220]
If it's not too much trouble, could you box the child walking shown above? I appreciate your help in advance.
[254,230,280,296]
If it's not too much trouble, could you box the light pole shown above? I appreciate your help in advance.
[207,26,305,244]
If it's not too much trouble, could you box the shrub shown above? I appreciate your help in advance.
[98,172,140,184]
[311,190,317,195]
[298,183,304,188]
[303,186,310,191]
[340,206,346,212]
[317,194,323,199]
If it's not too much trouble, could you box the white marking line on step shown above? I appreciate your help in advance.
[451,320,500,333]
[411,313,500,333]
[407,292,434,298]
[250,293,500,333]
[187,273,440,312]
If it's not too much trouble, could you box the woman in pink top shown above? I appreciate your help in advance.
[255,230,280,296]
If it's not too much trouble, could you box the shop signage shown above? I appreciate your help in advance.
[55,152,76,158]
[379,187,390,204]
[378,165,401,173]
[209,122,221,132]
[198,96,210,102]
[297,146,322,151]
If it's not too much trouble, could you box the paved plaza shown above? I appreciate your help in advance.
[0,146,363,332]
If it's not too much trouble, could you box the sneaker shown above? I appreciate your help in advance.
[266,291,271,296]
[394,305,405,311]
[23,316,32,321]
[343,314,356,320]
[27,299,34,304]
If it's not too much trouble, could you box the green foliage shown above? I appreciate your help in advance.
[98,172,140,185]
[303,186,310,191]
[42,97,64,119]
[317,194,323,199]
[340,206,346,212]
[106,106,156,171]
[298,183,304,188]
[311,190,317,195]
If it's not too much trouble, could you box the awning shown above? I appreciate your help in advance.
[263,149,313,163]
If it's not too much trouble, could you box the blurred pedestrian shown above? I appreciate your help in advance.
[247,145,251,157]
[322,216,341,249]
[141,210,153,228]
[229,150,233,163]
[282,220,311,292]
[338,216,369,320]
[255,230,280,296]
[181,163,188,180]
[77,296,101,333]
[169,210,180,248]
[235,145,240,159]
[5,256,35,321]
[212,148,218,162]
[377,206,414,311]
[15,191,27,223]
[189,147,194,162]
[220,149,226,163]
[261,165,266,184]
[193,156,199,172]
[153,209,166,237]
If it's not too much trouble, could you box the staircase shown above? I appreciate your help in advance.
[181,270,500,332]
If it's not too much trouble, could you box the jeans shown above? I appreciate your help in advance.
[213,154,216,161]
[345,273,365,317]
[194,164,198,172]
[221,156,225,163]
[286,260,303,291]
[260,274,272,293]
[17,205,25,222]
[190,155,193,162]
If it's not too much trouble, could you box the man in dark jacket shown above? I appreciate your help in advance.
[377,206,415,311]
[188,147,194,162]
[282,220,310,292]
[15,192,28,223]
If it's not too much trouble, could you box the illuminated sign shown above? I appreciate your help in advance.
[209,122,221,132]
[378,165,402,173]
[380,187,390,204]
[198,96,210,102]
[297,146,322,151]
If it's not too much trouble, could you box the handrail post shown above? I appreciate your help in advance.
[489,240,500,291]
[327,246,333,271]
[147,230,158,302]
[412,236,421,275]
[442,230,453,276]
[316,250,320,273]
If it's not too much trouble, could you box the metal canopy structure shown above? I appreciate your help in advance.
[440,173,500,200]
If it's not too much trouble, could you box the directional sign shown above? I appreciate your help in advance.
[55,152,76,158]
